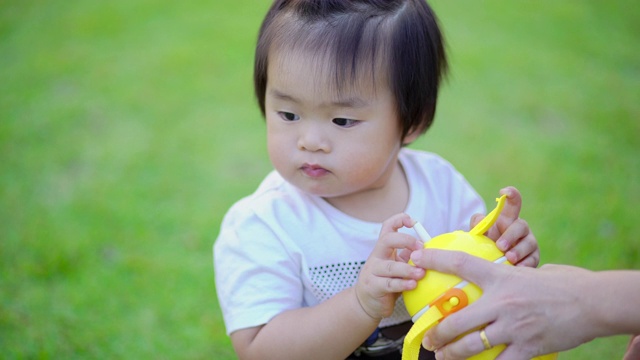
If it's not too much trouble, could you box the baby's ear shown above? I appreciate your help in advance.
[402,126,423,145]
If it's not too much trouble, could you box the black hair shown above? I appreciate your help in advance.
[254,0,447,141]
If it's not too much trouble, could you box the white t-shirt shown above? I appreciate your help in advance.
[214,148,485,335]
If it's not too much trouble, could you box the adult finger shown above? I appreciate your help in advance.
[494,345,534,360]
[623,334,640,360]
[424,295,499,351]
[434,326,512,360]
[410,249,498,287]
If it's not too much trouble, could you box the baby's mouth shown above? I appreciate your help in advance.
[301,164,329,178]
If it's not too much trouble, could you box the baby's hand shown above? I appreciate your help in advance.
[354,213,424,320]
[471,187,540,267]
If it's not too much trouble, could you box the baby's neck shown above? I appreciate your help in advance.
[324,162,410,223]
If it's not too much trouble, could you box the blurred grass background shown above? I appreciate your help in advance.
[1,1,637,359]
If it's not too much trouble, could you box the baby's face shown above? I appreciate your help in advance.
[264,51,406,202]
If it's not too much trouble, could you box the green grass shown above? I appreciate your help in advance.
[1,1,638,359]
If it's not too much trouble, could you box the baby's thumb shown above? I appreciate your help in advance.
[469,213,485,230]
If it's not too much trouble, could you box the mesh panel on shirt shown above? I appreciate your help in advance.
[308,261,410,327]
[309,261,364,302]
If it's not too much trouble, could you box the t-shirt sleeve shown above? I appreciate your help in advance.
[214,210,304,335]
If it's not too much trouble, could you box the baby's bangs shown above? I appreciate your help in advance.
[268,12,393,95]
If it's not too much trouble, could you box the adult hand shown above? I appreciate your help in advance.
[409,249,597,359]
[624,335,640,360]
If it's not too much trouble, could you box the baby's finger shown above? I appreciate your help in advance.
[373,213,417,258]
[495,219,540,266]
[479,188,523,240]
[397,243,423,263]
[367,271,421,293]
[378,232,423,263]
[506,237,539,266]
[489,187,523,239]
[513,253,540,268]
[469,213,485,231]
[498,187,522,224]
[379,213,415,235]
[372,259,424,281]
[495,218,529,252]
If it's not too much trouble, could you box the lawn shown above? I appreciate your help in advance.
[1,1,638,359]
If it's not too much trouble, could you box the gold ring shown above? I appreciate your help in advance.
[480,329,492,350]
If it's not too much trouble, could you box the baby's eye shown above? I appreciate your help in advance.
[332,118,359,128]
[278,112,300,121]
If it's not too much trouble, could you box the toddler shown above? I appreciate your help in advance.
[214,1,540,359]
